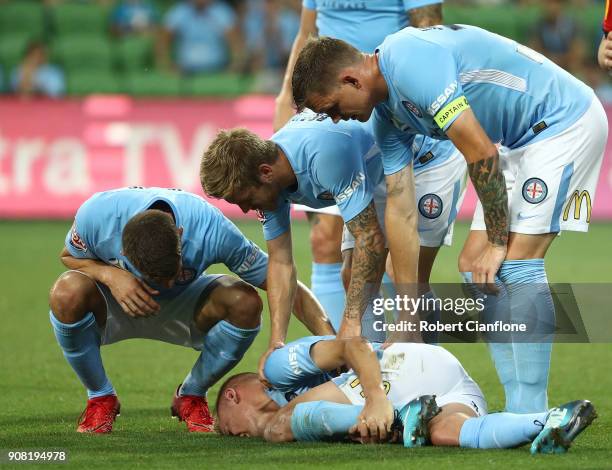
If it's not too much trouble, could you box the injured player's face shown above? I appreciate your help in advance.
[216,373,280,437]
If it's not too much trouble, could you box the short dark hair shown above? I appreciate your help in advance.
[122,209,181,282]
[292,36,361,111]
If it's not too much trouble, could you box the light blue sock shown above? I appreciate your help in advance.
[361,296,387,343]
[180,320,260,397]
[499,259,554,413]
[49,311,115,399]
[461,272,516,411]
[311,262,345,332]
[459,412,547,449]
[291,401,363,441]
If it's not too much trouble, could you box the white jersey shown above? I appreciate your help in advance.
[333,343,487,415]
[264,337,487,415]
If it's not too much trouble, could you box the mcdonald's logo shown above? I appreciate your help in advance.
[563,190,592,223]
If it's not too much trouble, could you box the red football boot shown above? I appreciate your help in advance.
[171,386,215,432]
[77,395,121,433]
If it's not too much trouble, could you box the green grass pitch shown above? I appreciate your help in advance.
[1,220,611,469]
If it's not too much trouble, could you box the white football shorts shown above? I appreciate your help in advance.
[471,97,608,234]
[341,148,467,251]
[74,271,225,350]
[334,342,487,416]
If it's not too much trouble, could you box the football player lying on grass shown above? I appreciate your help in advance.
[216,336,596,454]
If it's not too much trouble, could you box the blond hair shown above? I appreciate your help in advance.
[200,128,277,200]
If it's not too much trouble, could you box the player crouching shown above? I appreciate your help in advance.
[215,337,596,454]
[48,187,331,433]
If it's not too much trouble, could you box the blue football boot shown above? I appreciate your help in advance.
[530,400,597,454]
[397,395,441,448]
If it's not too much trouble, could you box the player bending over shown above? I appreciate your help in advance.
[291,25,608,414]
[216,336,596,454]
[48,187,332,433]
[201,110,465,358]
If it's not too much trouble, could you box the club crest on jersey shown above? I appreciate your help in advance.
[175,268,196,285]
[522,178,547,204]
[419,194,443,219]
[402,100,422,118]
[69,222,87,252]
[255,209,266,224]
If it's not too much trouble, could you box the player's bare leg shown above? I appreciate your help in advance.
[426,398,594,452]
[49,271,119,433]
[307,212,345,331]
[173,276,262,432]
[49,270,107,327]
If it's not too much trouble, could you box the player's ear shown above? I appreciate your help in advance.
[341,74,361,89]
[258,163,274,183]
[224,387,239,404]
[177,226,184,237]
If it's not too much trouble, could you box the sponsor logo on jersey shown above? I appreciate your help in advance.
[522,178,548,204]
[402,100,423,118]
[288,346,301,375]
[236,243,263,274]
[563,190,592,223]
[419,194,443,219]
[69,222,87,252]
[433,96,470,129]
[317,191,334,200]
[427,81,458,115]
[335,172,365,203]
[175,268,196,285]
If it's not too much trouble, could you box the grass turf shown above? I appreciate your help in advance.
[1,220,611,469]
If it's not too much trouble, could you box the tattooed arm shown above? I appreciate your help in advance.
[338,201,387,338]
[408,3,443,27]
[446,108,509,289]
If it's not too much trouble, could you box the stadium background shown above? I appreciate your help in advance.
[1,0,611,468]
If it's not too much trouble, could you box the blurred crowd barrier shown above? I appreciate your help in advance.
[0,0,610,99]
[0,96,611,220]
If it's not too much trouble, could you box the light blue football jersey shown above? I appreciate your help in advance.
[302,0,442,53]
[374,24,595,175]
[262,111,456,240]
[264,335,386,406]
[65,187,268,297]
[264,335,336,406]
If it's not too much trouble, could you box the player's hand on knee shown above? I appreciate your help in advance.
[471,243,507,294]
[107,270,160,317]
